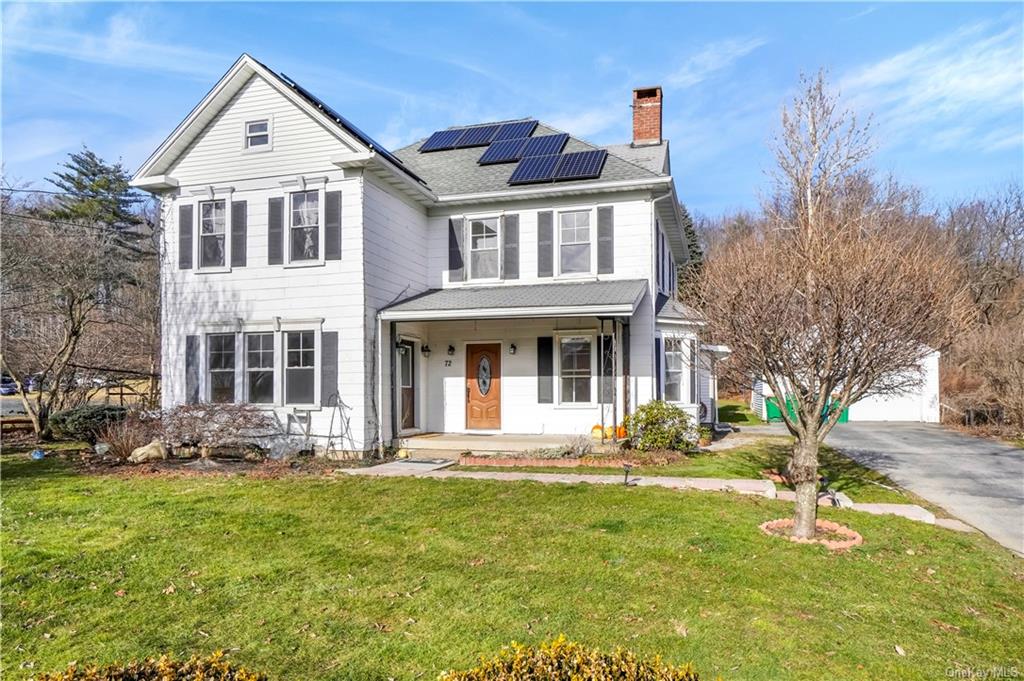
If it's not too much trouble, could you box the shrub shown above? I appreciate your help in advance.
[96,411,162,459]
[49,405,127,443]
[440,635,699,680]
[624,400,695,452]
[36,651,266,681]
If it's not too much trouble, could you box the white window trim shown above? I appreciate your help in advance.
[660,331,698,406]
[283,180,327,268]
[242,116,273,153]
[194,190,234,274]
[244,331,276,406]
[281,325,322,409]
[467,214,502,283]
[555,206,597,280]
[555,332,596,408]
[205,332,239,403]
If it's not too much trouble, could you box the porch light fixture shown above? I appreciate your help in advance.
[421,345,431,358]
[447,345,455,356]
[509,343,517,355]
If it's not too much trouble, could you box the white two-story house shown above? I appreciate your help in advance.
[131,54,715,456]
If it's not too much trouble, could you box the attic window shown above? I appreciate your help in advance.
[245,120,270,148]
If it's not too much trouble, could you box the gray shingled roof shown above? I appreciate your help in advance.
[392,122,666,196]
[603,142,670,175]
[380,279,648,320]
[655,293,704,323]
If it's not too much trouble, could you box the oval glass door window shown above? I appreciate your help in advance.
[477,356,492,396]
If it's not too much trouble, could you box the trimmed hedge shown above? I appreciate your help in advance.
[36,652,265,681]
[49,405,128,443]
[440,636,700,680]
[624,400,695,452]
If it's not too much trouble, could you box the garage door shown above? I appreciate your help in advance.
[847,351,940,423]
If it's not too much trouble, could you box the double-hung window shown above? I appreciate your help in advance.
[245,119,270,148]
[469,217,500,279]
[245,332,274,404]
[290,191,319,262]
[664,338,685,403]
[559,210,591,274]
[207,333,235,403]
[285,331,315,404]
[559,336,592,403]
[199,200,226,268]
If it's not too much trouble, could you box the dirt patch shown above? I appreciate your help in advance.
[760,517,863,551]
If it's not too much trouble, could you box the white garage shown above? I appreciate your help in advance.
[751,350,941,424]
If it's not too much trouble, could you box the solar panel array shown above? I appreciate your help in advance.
[508,150,608,186]
[419,120,539,152]
[478,133,569,165]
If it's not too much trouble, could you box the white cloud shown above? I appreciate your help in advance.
[544,104,623,140]
[2,119,84,164]
[3,4,227,80]
[840,18,1023,153]
[666,37,767,89]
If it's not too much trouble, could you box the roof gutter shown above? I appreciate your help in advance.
[379,301,638,322]
[433,176,672,206]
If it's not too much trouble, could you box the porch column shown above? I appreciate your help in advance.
[388,320,398,446]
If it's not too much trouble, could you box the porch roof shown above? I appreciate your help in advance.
[379,279,648,321]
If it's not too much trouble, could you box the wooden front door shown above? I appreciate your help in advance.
[466,343,501,430]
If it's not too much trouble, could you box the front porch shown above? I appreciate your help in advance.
[396,431,623,458]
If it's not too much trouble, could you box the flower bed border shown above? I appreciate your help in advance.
[759,517,863,550]
[459,455,629,468]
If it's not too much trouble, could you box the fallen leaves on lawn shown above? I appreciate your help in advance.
[162,583,176,595]
[114,589,126,598]
[931,619,961,633]
[468,557,486,567]
[894,645,906,656]
[671,619,688,637]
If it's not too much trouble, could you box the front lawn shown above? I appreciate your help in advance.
[456,438,915,504]
[2,453,1022,680]
[717,397,763,425]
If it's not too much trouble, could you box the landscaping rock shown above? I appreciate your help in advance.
[833,491,855,508]
[128,440,168,464]
[852,503,935,524]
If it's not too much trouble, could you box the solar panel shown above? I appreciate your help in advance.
[455,124,500,148]
[419,128,464,152]
[521,133,569,158]
[508,154,561,185]
[478,138,528,165]
[553,150,608,181]
[493,120,538,141]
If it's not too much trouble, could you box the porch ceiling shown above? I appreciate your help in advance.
[379,279,647,321]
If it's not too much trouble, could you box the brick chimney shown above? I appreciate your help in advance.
[632,86,663,147]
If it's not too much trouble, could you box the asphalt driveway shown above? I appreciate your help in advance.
[825,423,1024,555]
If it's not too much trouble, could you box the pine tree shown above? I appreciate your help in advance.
[49,146,146,244]
[676,202,704,302]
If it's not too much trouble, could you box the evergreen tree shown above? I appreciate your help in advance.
[676,202,704,302]
[49,146,146,242]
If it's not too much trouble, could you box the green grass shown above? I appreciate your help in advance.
[2,453,1022,681]
[717,398,763,425]
[456,438,914,504]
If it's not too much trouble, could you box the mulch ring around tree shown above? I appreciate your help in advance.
[760,517,863,551]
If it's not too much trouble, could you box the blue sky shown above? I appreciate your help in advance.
[3,2,1021,216]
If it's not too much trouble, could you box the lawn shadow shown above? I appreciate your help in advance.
[1,451,80,483]
[718,403,762,424]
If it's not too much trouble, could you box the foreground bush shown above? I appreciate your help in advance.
[440,636,699,680]
[624,400,695,452]
[49,405,127,443]
[36,652,266,681]
[96,410,162,459]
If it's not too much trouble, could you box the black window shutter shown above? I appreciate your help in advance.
[230,201,247,267]
[597,206,614,274]
[321,331,339,407]
[325,191,342,260]
[448,217,465,282]
[185,335,200,404]
[537,336,553,403]
[654,336,663,400]
[178,205,193,270]
[600,334,614,403]
[268,197,284,265]
[537,211,553,278]
[502,214,519,280]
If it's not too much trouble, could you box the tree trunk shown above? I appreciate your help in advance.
[789,436,820,539]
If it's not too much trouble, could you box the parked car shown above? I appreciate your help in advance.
[0,375,17,396]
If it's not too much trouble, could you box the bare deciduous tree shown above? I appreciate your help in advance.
[699,73,971,538]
